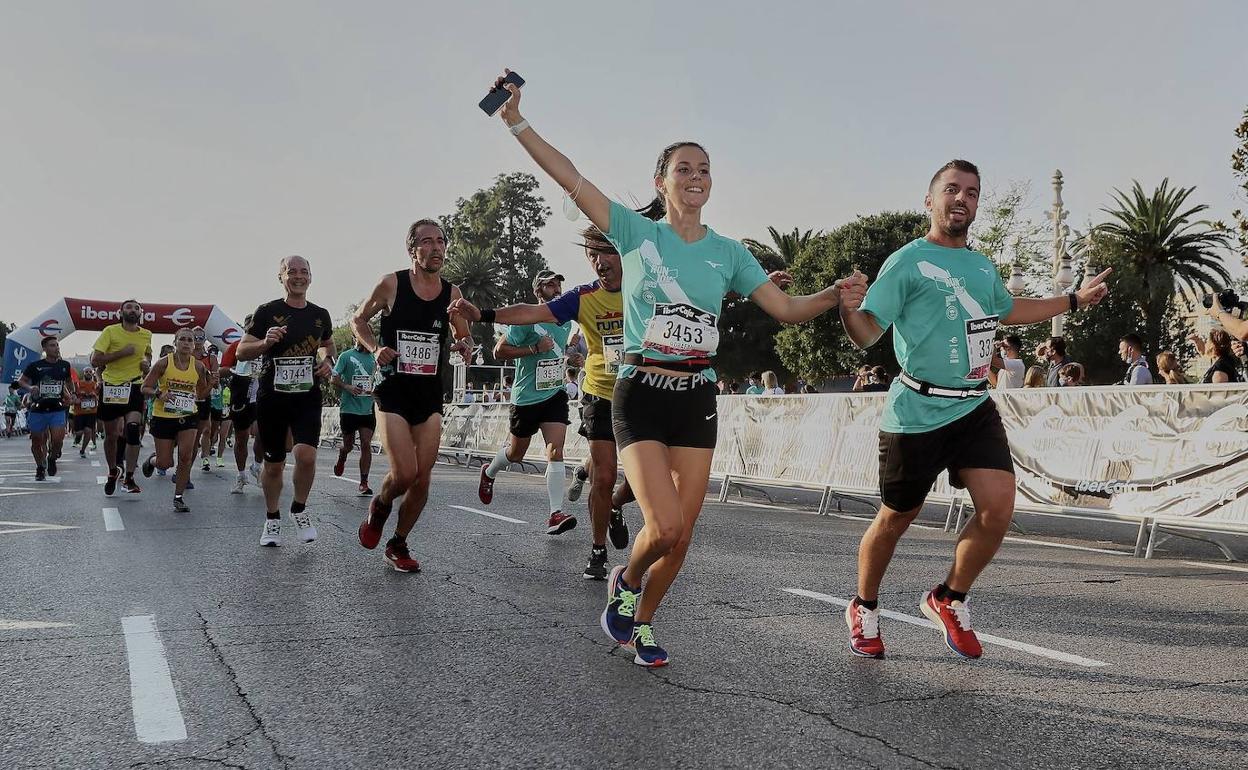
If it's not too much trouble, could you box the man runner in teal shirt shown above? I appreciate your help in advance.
[477,270,577,537]
[332,341,377,496]
[839,159,1110,660]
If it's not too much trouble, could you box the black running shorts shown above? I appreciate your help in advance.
[611,370,718,450]
[256,392,322,462]
[98,383,144,422]
[230,402,257,432]
[340,411,377,435]
[73,413,96,432]
[577,393,616,443]
[196,400,211,422]
[877,397,1014,513]
[374,375,443,427]
[150,415,197,441]
[509,389,570,439]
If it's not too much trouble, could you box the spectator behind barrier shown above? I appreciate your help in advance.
[1058,362,1086,386]
[1023,365,1047,388]
[990,334,1026,389]
[761,371,785,395]
[1156,351,1188,384]
[1191,328,1243,384]
[1118,333,1153,385]
[1037,336,1075,387]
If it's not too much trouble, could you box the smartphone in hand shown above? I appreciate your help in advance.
[479,71,524,116]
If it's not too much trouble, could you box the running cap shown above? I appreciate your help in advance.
[532,269,564,289]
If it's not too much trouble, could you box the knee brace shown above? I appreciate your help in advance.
[125,421,142,446]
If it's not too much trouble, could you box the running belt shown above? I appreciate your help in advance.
[899,371,988,399]
[622,353,711,373]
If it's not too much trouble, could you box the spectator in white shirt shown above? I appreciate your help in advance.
[761,370,785,395]
[989,334,1026,389]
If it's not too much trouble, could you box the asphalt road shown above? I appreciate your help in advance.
[0,435,1245,769]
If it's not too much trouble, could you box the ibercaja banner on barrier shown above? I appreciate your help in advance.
[2,297,244,383]
[324,384,1248,530]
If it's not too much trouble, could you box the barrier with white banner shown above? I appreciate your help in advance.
[322,383,1248,539]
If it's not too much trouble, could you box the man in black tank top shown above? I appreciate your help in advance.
[350,219,474,573]
[236,256,335,549]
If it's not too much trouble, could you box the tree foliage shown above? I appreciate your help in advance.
[440,172,552,306]
[1220,105,1248,263]
[776,211,928,379]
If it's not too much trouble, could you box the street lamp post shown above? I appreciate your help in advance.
[1046,169,1075,336]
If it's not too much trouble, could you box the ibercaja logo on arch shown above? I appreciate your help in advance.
[77,303,157,323]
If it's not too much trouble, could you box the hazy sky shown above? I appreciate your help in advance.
[3,1,1246,354]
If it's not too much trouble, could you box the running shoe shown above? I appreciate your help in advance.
[600,565,639,644]
[290,509,317,543]
[477,466,494,504]
[845,598,885,659]
[567,468,587,502]
[201,459,210,473]
[630,623,669,667]
[249,463,261,482]
[259,519,281,547]
[358,482,373,497]
[920,588,983,659]
[142,453,156,478]
[35,467,46,482]
[216,457,225,468]
[104,468,119,495]
[79,448,86,458]
[123,477,141,494]
[230,475,246,494]
[47,456,57,476]
[185,479,194,490]
[173,495,190,513]
[582,547,608,580]
[384,538,421,572]
[546,511,577,535]
[157,467,167,477]
[608,507,629,549]
[358,496,390,550]
[333,452,346,477]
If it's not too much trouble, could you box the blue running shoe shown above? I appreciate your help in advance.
[630,623,668,667]
[600,565,639,644]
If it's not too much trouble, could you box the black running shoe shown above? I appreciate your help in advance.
[173,495,190,513]
[583,547,608,580]
[35,467,46,482]
[104,468,119,496]
[608,507,629,550]
[47,456,57,477]
[142,453,156,478]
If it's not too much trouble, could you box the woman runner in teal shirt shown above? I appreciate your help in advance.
[485,70,866,667]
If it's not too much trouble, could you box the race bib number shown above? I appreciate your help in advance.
[38,380,63,399]
[351,374,374,395]
[165,391,196,416]
[103,384,131,405]
[397,331,439,376]
[273,356,315,393]
[602,334,624,374]
[79,397,97,410]
[965,316,999,380]
[535,358,562,391]
[642,303,719,357]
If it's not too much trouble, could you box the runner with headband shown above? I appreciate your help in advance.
[141,327,210,512]
[839,159,1110,659]
[485,70,866,666]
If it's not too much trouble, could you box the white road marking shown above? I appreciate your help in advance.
[0,619,74,631]
[1182,561,1248,574]
[781,588,1111,668]
[448,504,526,525]
[1002,536,1129,556]
[103,507,124,531]
[97,476,107,484]
[0,520,78,535]
[91,460,101,467]
[328,475,362,484]
[0,490,78,499]
[121,614,188,744]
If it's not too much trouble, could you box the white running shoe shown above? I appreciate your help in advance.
[567,472,586,503]
[259,519,281,547]
[230,475,246,494]
[249,463,262,482]
[290,509,317,543]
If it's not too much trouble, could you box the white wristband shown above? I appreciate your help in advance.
[509,119,530,137]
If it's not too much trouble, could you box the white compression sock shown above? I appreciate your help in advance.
[485,446,509,479]
[546,461,565,513]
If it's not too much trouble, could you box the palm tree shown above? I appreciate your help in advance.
[742,226,817,269]
[1090,179,1231,355]
[443,244,507,309]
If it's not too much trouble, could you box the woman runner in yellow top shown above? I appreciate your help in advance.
[140,328,210,512]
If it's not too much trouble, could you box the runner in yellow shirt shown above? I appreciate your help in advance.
[90,299,153,496]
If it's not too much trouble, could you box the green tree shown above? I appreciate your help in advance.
[0,321,12,351]
[742,226,817,266]
[444,243,510,365]
[714,242,789,381]
[1088,179,1231,359]
[441,172,552,306]
[776,211,928,379]
[1224,106,1248,262]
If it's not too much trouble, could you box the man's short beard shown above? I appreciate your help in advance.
[418,263,440,274]
[941,219,971,238]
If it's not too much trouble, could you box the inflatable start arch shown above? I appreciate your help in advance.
[2,298,242,384]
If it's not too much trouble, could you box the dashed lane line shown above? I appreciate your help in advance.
[448,504,527,525]
[103,507,124,531]
[121,614,188,744]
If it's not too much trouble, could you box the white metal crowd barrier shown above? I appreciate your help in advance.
[321,383,1248,559]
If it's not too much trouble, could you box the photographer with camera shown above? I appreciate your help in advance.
[1204,290,1248,348]
[988,335,1025,389]
[1035,336,1075,387]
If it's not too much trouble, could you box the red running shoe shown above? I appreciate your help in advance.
[546,511,577,535]
[123,477,141,494]
[358,496,390,550]
[384,539,421,573]
[920,588,983,659]
[845,598,885,659]
[333,451,346,477]
[477,466,494,505]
